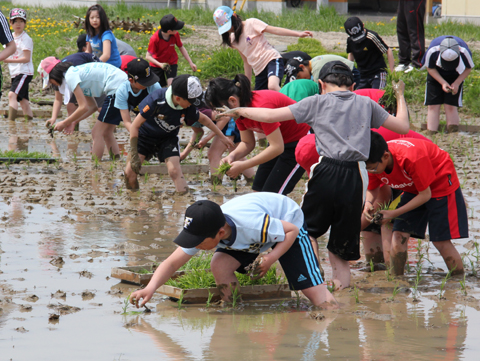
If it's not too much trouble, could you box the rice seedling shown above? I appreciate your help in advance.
[121,293,132,314]
[0,150,51,159]
[438,267,455,300]
[92,155,100,169]
[205,290,214,308]
[177,291,185,310]
[459,273,467,296]
[353,285,361,304]
[215,163,237,192]
[385,267,394,282]
[230,283,241,308]
[369,259,375,273]
[378,70,402,114]
[144,172,149,184]
[388,282,400,302]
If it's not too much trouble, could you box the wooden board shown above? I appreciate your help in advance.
[0,109,61,118]
[139,164,210,175]
[111,266,291,303]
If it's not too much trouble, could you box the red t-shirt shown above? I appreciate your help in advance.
[147,31,183,66]
[120,55,137,74]
[368,139,459,197]
[354,88,385,103]
[236,90,310,144]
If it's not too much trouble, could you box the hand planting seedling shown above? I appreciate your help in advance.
[215,162,238,192]
[244,256,264,280]
[378,73,403,115]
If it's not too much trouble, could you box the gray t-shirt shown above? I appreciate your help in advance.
[116,39,137,57]
[289,91,389,161]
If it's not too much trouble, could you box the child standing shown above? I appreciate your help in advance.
[4,8,33,121]
[85,4,121,68]
[129,193,337,309]
[213,6,312,91]
[125,74,233,192]
[146,14,197,87]
[365,132,467,276]
[39,58,127,159]
[216,61,410,290]
[423,36,474,133]
[205,74,310,195]
[344,16,394,89]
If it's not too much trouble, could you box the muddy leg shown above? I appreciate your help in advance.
[391,231,410,275]
[432,240,464,275]
[165,156,188,193]
[362,231,384,264]
[381,223,394,268]
[211,252,241,302]
[329,251,350,290]
[124,154,144,190]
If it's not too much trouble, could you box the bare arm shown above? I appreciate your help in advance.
[451,68,472,95]
[381,80,409,134]
[240,52,252,82]
[145,51,166,69]
[197,112,234,149]
[130,113,148,139]
[120,109,133,133]
[46,90,64,126]
[348,53,354,62]
[4,49,31,64]
[217,106,295,124]
[86,42,92,54]
[197,115,230,148]
[178,46,197,72]
[264,26,312,38]
[379,187,431,224]
[224,129,256,162]
[0,40,16,62]
[386,48,395,73]
[99,40,111,63]
[130,247,193,307]
[54,86,97,131]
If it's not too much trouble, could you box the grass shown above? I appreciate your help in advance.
[0,150,51,159]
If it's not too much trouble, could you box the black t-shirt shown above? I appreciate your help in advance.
[346,29,389,77]
[0,13,13,45]
[138,88,200,139]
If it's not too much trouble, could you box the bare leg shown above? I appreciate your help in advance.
[124,154,145,190]
[165,156,188,193]
[8,91,18,110]
[427,104,442,132]
[432,240,464,275]
[391,231,410,275]
[211,252,241,301]
[103,123,120,158]
[444,104,460,132]
[301,284,338,308]
[362,231,384,264]
[267,75,281,91]
[19,99,33,118]
[166,77,174,86]
[381,224,394,268]
[92,121,118,159]
[329,251,350,290]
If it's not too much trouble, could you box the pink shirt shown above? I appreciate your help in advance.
[231,18,281,76]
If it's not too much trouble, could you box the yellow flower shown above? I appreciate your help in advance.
[138,47,142,50]
[197,69,201,72]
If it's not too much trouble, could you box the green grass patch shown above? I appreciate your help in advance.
[0,150,51,159]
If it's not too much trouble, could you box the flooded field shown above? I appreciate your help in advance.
[1,116,480,360]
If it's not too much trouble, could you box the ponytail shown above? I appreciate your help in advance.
[205,74,252,108]
[221,14,243,47]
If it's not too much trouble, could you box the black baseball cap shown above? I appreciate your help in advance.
[174,200,226,249]
[160,14,185,32]
[171,74,203,107]
[285,59,301,82]
[344,16,366,42]
[77,34,87,52]
[318,60,354,82]
[126,58,159,87]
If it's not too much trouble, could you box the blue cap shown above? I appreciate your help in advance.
[213,6,234,35]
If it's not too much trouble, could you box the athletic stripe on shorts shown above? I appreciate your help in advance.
[447,191,460,239]
[278,162,301,195]
[379,72,387,89]
[99,96,114,122]
[299,227,323,285]
[261,214,270,243]
[14,74,28,95]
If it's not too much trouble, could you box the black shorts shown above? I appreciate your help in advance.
[98,95,122,125]
[363,188,403,234]
[151,64,178,88]
[10,74,33,101]
[425,73,463,107]
[254,58,285,90]
[137,135,180,162]
[215,225,324,291]
[357,71,387,90]
[392,188,468,241]
[252,141,305,195]
[302,156,368,261]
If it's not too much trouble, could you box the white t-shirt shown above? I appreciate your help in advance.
[8,31,33,77]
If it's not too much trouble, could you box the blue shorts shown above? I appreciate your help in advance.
[254,58,285,90]
[392,187,468,241]
[215,225,324,291]
[98,95,122,125]
[222,118,241,144]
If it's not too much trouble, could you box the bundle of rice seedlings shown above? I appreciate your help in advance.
[378,70,402,115]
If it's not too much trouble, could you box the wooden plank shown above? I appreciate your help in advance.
[420,123,480,132]
[139,164,210,175]
[0,109,61,118]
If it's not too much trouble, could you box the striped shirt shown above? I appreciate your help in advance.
[0,12,13,45]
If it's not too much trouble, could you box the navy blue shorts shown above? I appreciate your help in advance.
[151,64,178,88]
[392,187,468,241]
[215,225,324,291]
[10,74,33,101]
[98,95,122,125]
[254,58,285,90]
[425,73,463,107]
[137,135,180,162]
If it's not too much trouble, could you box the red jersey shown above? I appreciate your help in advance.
[147,31,183,66]
[368,139,459,197]
[354,88,385,103]
[236,90,310,144]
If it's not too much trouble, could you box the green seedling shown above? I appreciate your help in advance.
[293,289,301,309]
[177,291,185,310]
[459,273,467,296]
[353,285,362,304]
[205,290,214,308]
[469,259,477,277]
[230,283,241,308]
[109,162,115,172]
[326,282,335,294]
[212,177,219,192]
[378,70,401,114]
[215,163,238,192]
[385,267,394,282]
[121,293,132,314]
[92,155,100,169]
[389,282,400,302]
[73,153,77,163]
[369,259,375,273]
[144,173,149,184]
[438,267,455,300]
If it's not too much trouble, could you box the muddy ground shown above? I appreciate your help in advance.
[1,26,480,361]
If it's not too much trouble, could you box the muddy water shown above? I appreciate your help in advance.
[1,119,480,360]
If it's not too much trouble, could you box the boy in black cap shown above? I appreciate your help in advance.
[344,16,394,89]
[114,58,161,131]
[423,36,474,133]
[125,74,233,192]
[129,192,338,309]
[215,61,410,291]
[145,14,197,87]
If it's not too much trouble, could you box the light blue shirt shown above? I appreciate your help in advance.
[114,81,161,110]
[86,30,121,68]
[181,193,304,256]
[65,62,127,98]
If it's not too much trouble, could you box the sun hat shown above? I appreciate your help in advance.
[213,6,234,35]
[37,57,61,89]
[173,200,226,249]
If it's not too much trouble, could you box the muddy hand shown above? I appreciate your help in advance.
[129,137,142,174]
[215,106,241,120]
[392,80,405,96]
[245,256,264,280]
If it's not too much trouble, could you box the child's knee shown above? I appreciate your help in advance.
[167,164,182,180]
